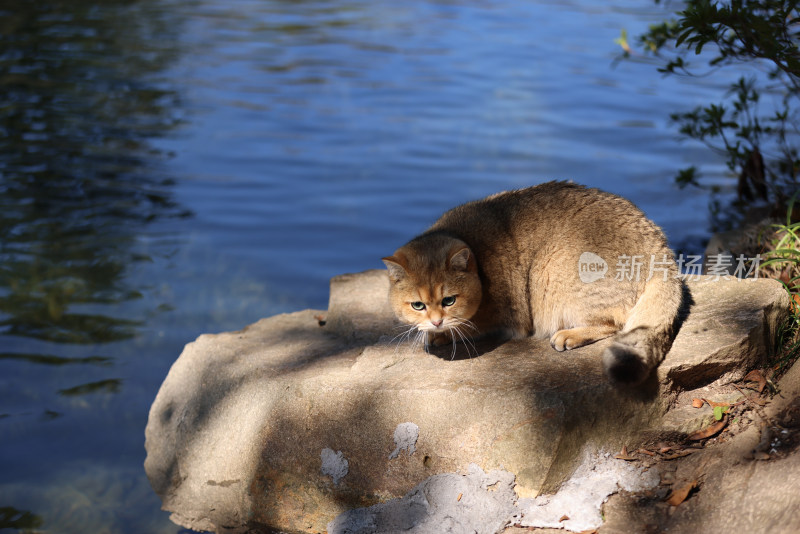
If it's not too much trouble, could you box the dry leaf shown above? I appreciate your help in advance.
[744,369,767,394]
[662,450,694,460]
[456,493,462,501]
[691,398,705,408]
[744,369,764,382]
[665,479,697,506]
[702,398,731,408]
[614,445,637,461]
[637,448,656,456]
[559,515,570,522]
[687,417,727,441]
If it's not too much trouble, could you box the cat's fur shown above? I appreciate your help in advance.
[382,181,683,385]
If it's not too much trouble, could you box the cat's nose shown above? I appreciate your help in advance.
[430,318,443,327]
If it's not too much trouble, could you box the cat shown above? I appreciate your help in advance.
[382,181,683,385]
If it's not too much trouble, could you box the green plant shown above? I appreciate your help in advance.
[761,193,800,373]
[625,0,800,219]
[772,312,800,374]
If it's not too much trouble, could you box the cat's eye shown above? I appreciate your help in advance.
[441,296,456,307]
[410,301,426,311]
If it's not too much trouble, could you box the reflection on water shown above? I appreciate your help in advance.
[0,506,43,530]
[0,0,187,345]
[0,352,112,366]
[58,378,123,397]
[0,0,187,532]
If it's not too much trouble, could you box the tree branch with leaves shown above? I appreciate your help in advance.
[624,0,800,214]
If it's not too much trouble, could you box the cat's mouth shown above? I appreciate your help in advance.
[419,320,462,334]
[419,324,448,332]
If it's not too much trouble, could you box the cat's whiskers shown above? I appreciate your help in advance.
[388,325,412,344]
[447,320,478,359]
[389,324,423,353]
[388,318,480,359]
[453,317,478,332]
[415,329,429,352]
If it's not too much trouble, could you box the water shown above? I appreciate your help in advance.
[0,0,738,531]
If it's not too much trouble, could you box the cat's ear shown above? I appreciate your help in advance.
[382,255,408,282]
[448,246,472,272]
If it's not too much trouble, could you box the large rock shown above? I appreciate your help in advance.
[144,270,789,534]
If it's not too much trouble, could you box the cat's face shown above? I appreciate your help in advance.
[382,235,482,335]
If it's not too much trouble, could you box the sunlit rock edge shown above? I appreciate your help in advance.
[144,270,789,534]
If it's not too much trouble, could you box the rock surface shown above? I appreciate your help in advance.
[144,270,789,534]
[540,354,800,534]
[659,357,800,534]
[327,464,518,534]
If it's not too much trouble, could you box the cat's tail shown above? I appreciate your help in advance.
[602,274,683,385]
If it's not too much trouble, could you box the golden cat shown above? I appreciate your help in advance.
[382,181,683,385]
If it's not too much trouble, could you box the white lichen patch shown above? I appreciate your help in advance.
[320,448,349,485]
[516,447,660,532]
[389,422,420,459]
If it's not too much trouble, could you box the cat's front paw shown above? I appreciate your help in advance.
[550,329,592,351]
[550,325,618,352]
[550,330,577,351]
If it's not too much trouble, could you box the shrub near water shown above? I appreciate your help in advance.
[624,0,800,224]
[762,195,800,375]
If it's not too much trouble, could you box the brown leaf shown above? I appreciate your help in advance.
[702,398,731,408]
[687,417,727,441]
[665,479,698,506]
[559,515,570,522]
[744,369,767,394]
[456,493,463,502]
[662,450,694,460]
[779,266,793,286]
[614,445,637,461]
[637,448,656,456]
[691,398,705,408]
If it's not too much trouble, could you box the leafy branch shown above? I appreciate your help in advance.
[628,0,800,211]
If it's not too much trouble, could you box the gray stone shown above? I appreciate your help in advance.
[144,270,789,534]
[663,275,788,389]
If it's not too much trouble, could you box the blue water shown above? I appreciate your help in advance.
[0,0,739,531]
